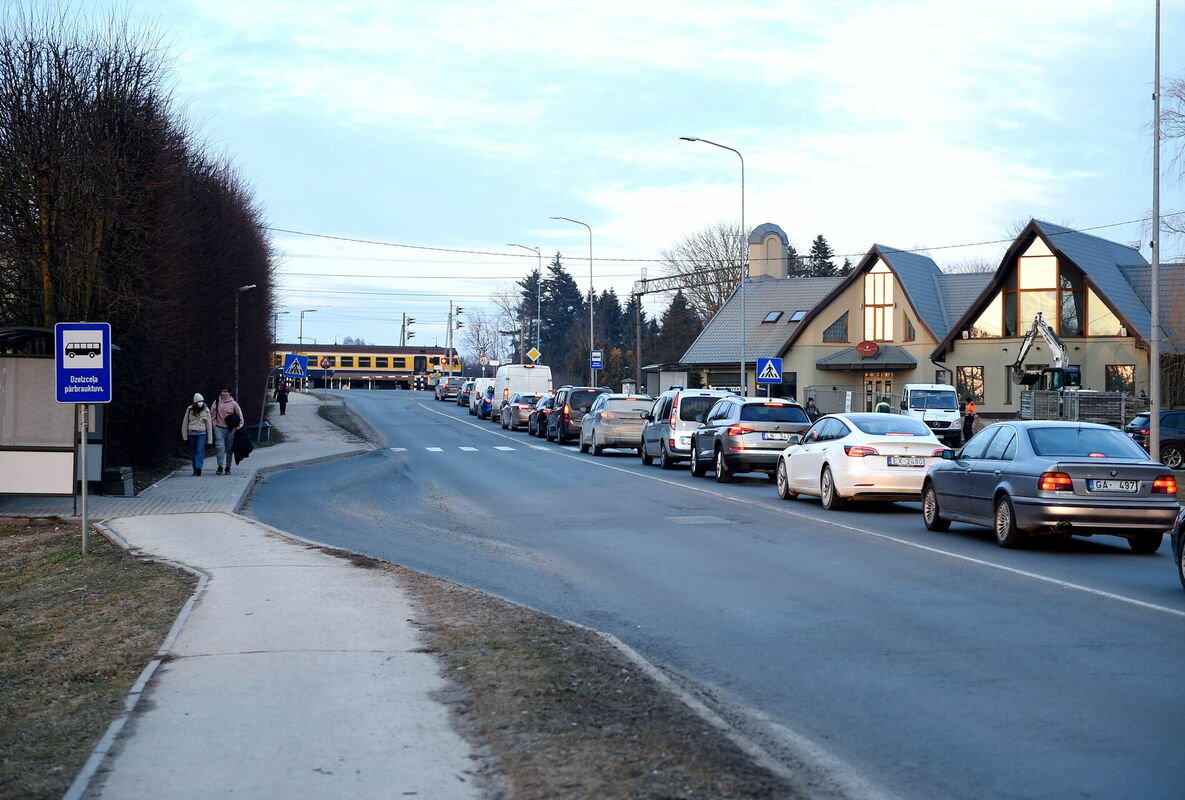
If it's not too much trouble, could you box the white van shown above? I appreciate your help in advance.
[493,364,553,417]
[468,377,495,416]
[899,383,962,446]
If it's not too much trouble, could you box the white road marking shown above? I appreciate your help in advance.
[389,447,407,452]
[494,446,515,451]
[425,447,444,452]
[413,399,1185,619]
[459,446,478,451]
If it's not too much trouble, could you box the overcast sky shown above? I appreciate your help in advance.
[54,1,1185,351]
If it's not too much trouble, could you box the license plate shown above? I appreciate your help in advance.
[763,432,791,441]
[888,456,925,467]
[1088,479,1138,493]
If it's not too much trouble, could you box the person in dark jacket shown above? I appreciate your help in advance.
[805,397,822,422]
[275,381,290,415]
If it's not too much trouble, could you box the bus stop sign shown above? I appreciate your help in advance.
[55,322,112,403]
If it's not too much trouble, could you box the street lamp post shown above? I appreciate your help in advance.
[508,243,543,354]
[681,136,746,394]
[549,217,595,384]
[298,308,316,391]
[234,284,257,399]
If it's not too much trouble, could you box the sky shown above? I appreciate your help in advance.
[42,1,1185,353]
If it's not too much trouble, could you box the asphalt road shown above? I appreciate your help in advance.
[247,390,1185,800]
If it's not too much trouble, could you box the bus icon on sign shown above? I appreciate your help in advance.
[65,342,102,358]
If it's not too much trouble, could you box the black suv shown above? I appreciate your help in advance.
[1124,410,1185,469]
[546,386,610,444]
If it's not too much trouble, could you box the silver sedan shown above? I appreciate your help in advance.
[922,420,1179,552]
[579,393,652,455]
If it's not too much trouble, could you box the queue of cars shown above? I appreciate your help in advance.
[466,381,1185,590]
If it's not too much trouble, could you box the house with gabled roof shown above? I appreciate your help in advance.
[933,219,1185,412]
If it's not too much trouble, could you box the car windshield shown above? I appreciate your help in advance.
[908,390,958,410]
[739,404,809,423]
[1027,427,1149,459]
[679,396,721,422]
[850,416,933,436]
[568,390,603,412]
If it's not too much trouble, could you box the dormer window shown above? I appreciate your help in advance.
[789,310,807,323]
[762,311,783,323]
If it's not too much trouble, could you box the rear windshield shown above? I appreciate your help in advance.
[739,404,809,423]
[850,416,934,436]
[678,396,721,422]
[1128,414,1149,427]
[515,395,543,404]
[606,399,648,413]
[908,390,958,410]
[568,390,603,412]
[1027,427,1149,459]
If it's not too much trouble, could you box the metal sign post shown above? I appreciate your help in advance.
[55,322,113,555]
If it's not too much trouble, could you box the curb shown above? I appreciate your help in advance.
[62,522,210,800]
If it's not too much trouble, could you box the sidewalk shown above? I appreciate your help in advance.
[2,393,486,799]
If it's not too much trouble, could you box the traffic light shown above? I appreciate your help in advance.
[455,321,464,329]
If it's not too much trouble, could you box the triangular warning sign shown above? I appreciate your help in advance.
[284,360,306,378]
[758,361,780,381]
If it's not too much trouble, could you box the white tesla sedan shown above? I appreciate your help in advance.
[776,413,945,510]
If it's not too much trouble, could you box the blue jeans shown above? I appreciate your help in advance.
[214,426,235,468]
[187,433,207,471]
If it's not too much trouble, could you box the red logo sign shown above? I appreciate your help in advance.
[855,340,880,357]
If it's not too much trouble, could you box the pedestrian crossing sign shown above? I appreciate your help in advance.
[756,357,783,384]
[283,354,308,378]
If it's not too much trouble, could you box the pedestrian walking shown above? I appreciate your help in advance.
[275,381,290,415]
[210,386,245,475]
[962,395,977,441]
[805,397,822,422]
[875,396,891,413]
[180,393,213,476]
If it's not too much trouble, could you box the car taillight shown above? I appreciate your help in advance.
[563,405,570,422]
[1137,428,1150,436]
[598,412,617,419]
[670,401,678,427]
[1152,475,1177,494]
[843,445,879,457]
[931,448,946,457]
[726,425,755,436]
[1038,472,1073,491]
[518,404,532,410]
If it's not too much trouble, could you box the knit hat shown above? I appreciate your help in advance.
[193,393,204,403]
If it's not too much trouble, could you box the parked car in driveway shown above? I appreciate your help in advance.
[1123,410,1185,469]
[922,421,1178,551]
[640,387,737,469]
[689,397,811,482]
[528,395,554,437]
[547,386,610,444]
[579,393,652,455]
[775,413,945,508]
[1171,507,1185,590]
[501,392,544,430]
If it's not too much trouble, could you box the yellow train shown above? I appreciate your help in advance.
[272,343,461,389]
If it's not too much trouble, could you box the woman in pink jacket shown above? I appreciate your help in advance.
[210,386,244,475]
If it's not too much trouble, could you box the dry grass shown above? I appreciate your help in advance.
[0,520,196,800]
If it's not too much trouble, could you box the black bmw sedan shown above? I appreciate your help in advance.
[922,421,1179,552]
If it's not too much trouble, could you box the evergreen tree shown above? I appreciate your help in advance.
[807,235,837,277]
[840,257,854,276]
[654,291,703,363]
[516,267,543,350]
[594,288,625,351]
[540,252,583,370]
[786,242,806,276]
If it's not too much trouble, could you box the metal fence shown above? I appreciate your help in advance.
[1019,390,1148,429]
[804,385,905,415]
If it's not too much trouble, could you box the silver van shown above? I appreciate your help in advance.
[640,387,737,469]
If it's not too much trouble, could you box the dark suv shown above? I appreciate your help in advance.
[690,397,811,482]
[547,386,610,444]
[1124,410,1185,469]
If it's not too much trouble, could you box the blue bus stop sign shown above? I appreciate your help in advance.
[590,349,604,370]
[55,322,112,403]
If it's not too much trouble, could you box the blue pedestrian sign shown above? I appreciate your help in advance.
[590,349,604,370]
[283,354,309,378]
[756,357,783,384]
[56,322,112,403]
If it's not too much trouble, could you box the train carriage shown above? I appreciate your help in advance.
[272,343,461,390]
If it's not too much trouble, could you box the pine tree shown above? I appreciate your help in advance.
[787,242,805,276]
[654,291,703,363]
[807,235,837,277]
[594,288,625,350]
[840,257,854,276]
[516,267,543,350]
[540,252,583,370]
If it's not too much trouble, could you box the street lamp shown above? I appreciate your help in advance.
[508,243,543,354]
[681,136,747,394]
[549,216,595,384]
[234,284,257,399]
[298,308,317,391]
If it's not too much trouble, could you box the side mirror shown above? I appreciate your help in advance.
[642,412,652,421]
[786,433,803,446]
[899,401,907,410]
[941,449,957,460]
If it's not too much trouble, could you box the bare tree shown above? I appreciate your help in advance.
[942,257,998,274]
[1162,72,1185,239]
[459,310,502,363]
[659,221,744,323]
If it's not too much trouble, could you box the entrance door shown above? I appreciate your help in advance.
[864,372,894,412]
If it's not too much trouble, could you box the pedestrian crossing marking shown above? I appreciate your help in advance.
[459,446,478,451]
[389,447,407,452]
[494,446,515,451]
[425,447,444,452]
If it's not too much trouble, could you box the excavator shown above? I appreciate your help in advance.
[1010,312,1082,391]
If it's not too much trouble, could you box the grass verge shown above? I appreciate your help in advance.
[0,520,196,800]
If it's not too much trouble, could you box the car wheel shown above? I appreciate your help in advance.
[659,444,676,470]
[690,448,707,477]
[641,444,654,466]
[592,437,604,457]
[556,429,568,445]
[922,482,950,531]
[993,495,1026,548]
[776,461,797,500]
[1161,444,1185,470]
[820,466,845,510]
[579,434,590,453]
[1127,532,1163,554]
[714,449,733,483]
